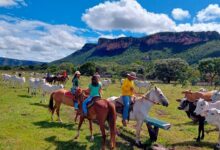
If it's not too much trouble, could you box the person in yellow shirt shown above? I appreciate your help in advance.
[121,72,136,126]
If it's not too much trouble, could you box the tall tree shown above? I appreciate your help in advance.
[198,58,220,85]
[154,58,189,83]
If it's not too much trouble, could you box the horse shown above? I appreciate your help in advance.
[48,89,77,122]
[74,88,117,150]
[44,76,56,84]
[53,75,69,85]
[108,86,169,145]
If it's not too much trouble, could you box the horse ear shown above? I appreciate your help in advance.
[155,86,157,91]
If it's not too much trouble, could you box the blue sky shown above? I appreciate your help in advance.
[1,0,220,62]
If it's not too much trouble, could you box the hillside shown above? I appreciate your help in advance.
[0,57,43,66]
[53,31,220,65]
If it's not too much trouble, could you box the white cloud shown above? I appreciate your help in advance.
[0,15,86,62]
[172,8,190,20]
[197,4,220,22]
[0,0,26,7]
[82,0,176,34]
[175,22,220,33]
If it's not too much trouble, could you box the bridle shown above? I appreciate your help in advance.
[142,92,160,105]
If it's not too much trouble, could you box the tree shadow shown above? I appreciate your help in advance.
[45,136,87,150]
[17,94,32,98]
[30,102,48,108]
[33,121,76,130]
[172,141,216,149]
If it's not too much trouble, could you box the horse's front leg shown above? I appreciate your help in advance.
[89,119,94,141]
[74,116,84,140]
[135,120,143,146]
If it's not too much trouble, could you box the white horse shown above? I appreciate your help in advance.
[108,87,169,145]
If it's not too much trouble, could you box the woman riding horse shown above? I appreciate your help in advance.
[71,71,81,110]
[82,75,102,116]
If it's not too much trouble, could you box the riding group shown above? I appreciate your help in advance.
[48,71,169,150]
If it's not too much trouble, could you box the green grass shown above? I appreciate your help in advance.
[0,71,219,150]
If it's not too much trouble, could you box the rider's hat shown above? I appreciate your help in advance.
[74,71,81,75]
[127,72,137,79]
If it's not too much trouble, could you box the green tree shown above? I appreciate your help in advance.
[198,58,220,85]
[58,62,74,74]
[154,58,189,83]
[79,62,96,76]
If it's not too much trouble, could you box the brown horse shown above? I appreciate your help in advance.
[74,88,117,150]
[48,89,95,141]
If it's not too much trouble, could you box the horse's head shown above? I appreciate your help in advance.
[145,86,169,107]
[75,88,87,104]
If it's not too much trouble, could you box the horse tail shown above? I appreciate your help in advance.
[107,101,116,149]
[48,92,54,112]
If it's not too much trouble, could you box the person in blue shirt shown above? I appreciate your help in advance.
[82,75,102,116]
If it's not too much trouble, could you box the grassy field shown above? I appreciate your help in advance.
[0,71,219,150]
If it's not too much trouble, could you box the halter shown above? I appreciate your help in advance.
[143,93,160,105]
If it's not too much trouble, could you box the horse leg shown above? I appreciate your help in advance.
[135,120,143,146]
[51,104,57,121]
[74,111,79,122]
[74,116,84,140]
[89,119,94,142]
[99,120,106,150]
[56,104,62,123]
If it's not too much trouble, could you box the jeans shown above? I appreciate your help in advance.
[71,88,78,109]
[82,96,93,115]
[122,96,131,120]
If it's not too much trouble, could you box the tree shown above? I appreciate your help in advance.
[58,62,74,74]
[198,58,220,85]
[154,58,189,83]
[79,62,96,76]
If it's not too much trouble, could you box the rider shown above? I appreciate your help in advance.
[82,75,102,116]
[71,71,81,110]
[121,72,137,127]
[63,70,67,78]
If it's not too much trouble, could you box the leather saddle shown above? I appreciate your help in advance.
[87,96,101,109]
[64,91,75,99]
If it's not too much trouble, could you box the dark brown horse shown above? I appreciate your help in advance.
[44,76,56,84]
[53,75,69,85]
[74,88,117,150]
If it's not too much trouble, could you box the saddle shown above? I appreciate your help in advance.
[115,97,135,120]
[87,96,101,109]
[64,91,75,100]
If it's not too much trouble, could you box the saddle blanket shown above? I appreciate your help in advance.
[64,91,74,99]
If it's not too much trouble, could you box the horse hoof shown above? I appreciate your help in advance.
[90,136,94,142]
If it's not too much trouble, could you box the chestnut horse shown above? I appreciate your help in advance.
[48,89,79,122]
[74,88,117,150]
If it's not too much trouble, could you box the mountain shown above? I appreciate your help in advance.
[53,31,220,65]
[0,57,44,66]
